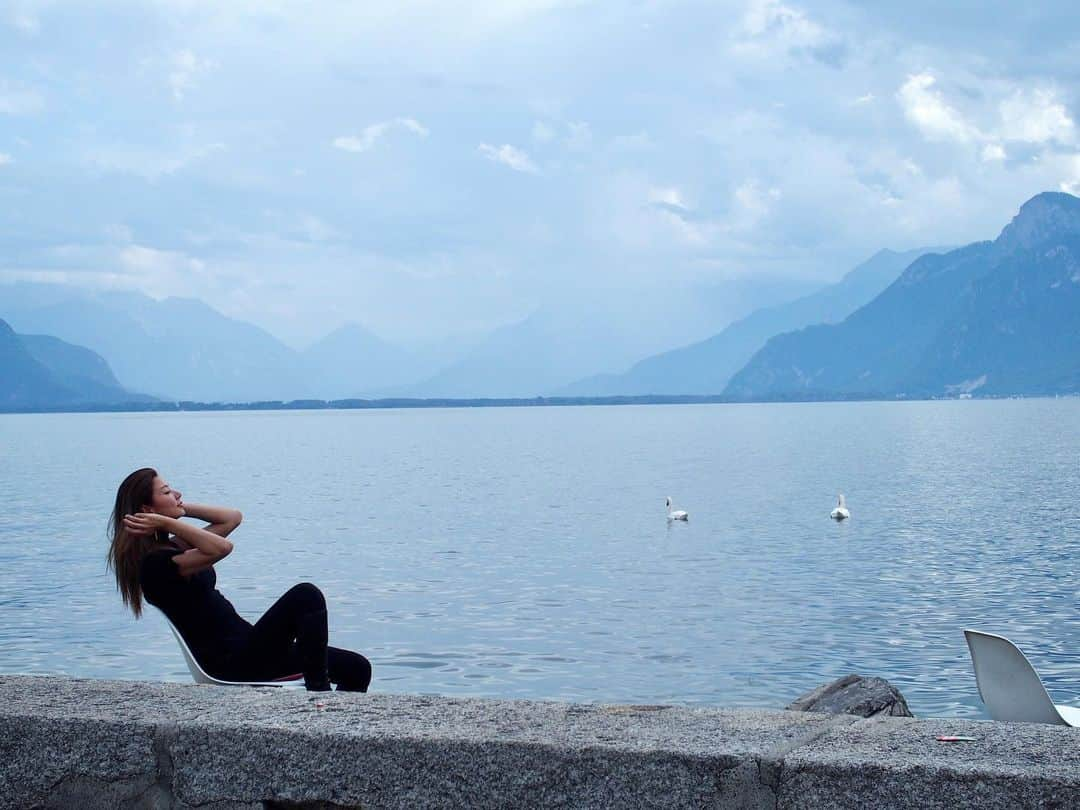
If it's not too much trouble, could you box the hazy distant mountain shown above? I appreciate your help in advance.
[301,322,441,397]
[559,247,942,396]
[1,285,311,401]
[0,319,150,409]
[726,192,1080,399]
[400,278,821,399]
[0,268,843,403]
[397,309,618,398]
[0,283,481,401]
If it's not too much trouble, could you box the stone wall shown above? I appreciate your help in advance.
[1,675,1078,808]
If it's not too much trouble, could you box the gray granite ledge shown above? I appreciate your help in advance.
[1,675,1078,809]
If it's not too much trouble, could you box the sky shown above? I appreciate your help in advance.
[2,0,1080,347]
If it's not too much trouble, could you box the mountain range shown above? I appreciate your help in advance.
[558,247,942,396]
[0,285,312,402]
[0,274,816,403]
[389,276,821,398]
[4,191,1080,408]
[726,192,1080,399]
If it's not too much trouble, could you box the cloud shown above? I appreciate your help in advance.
[169,49,215,101]
[734,180,782,218]
[120,244,205,274]
[0,153,11,166]
[0,238,205,295]
[898,73,1079,174]
[1059,155,1080,195]
[897,73,981,143]
[998,89,1076,145]
[117,244,211,297]
[595,175,731,256]
[738,0,826,46]
[478,143,539,174]
[333,118,429,153]
[643,186,716,246]
[732,0,845,67]
[647,187,689,211]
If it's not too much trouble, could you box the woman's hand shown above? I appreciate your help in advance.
[123,512,173,537]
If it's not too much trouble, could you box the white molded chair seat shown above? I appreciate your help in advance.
[162,613,304,688]
[963,628,1079,727]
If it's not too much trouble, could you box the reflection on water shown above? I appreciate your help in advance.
[1,399,1079,717]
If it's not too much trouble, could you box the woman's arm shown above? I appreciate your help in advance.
[124,513,234,577]
[178,503,243,538]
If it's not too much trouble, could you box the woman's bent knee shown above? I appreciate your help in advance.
[289,582,325,610]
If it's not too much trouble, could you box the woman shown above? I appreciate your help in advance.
[107,467,371,692]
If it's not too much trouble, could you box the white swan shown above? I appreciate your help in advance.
[666,496,688,521]
[830,493,850,521]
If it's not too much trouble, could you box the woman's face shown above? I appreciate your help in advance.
[146,476,185,518]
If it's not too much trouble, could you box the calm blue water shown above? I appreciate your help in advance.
[1,400,1078,718]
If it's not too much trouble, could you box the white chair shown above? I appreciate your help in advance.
[162,613,304,688]
[963,629,1080,726]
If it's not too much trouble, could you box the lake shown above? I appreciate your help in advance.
[1,399,1078,718]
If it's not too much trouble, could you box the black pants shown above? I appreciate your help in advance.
[220,583,371,692]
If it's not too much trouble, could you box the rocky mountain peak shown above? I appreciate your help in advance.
[995,191,1080,253]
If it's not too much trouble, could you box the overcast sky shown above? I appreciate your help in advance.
[2,1,1079,346]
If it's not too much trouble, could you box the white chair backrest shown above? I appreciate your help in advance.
[963,629,1067,725]
[161,613,217,684]
[157,609,303,688]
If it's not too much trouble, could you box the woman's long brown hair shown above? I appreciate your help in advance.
[106,467,170,618]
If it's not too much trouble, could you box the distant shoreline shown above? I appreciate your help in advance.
[2,391,1070,415]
